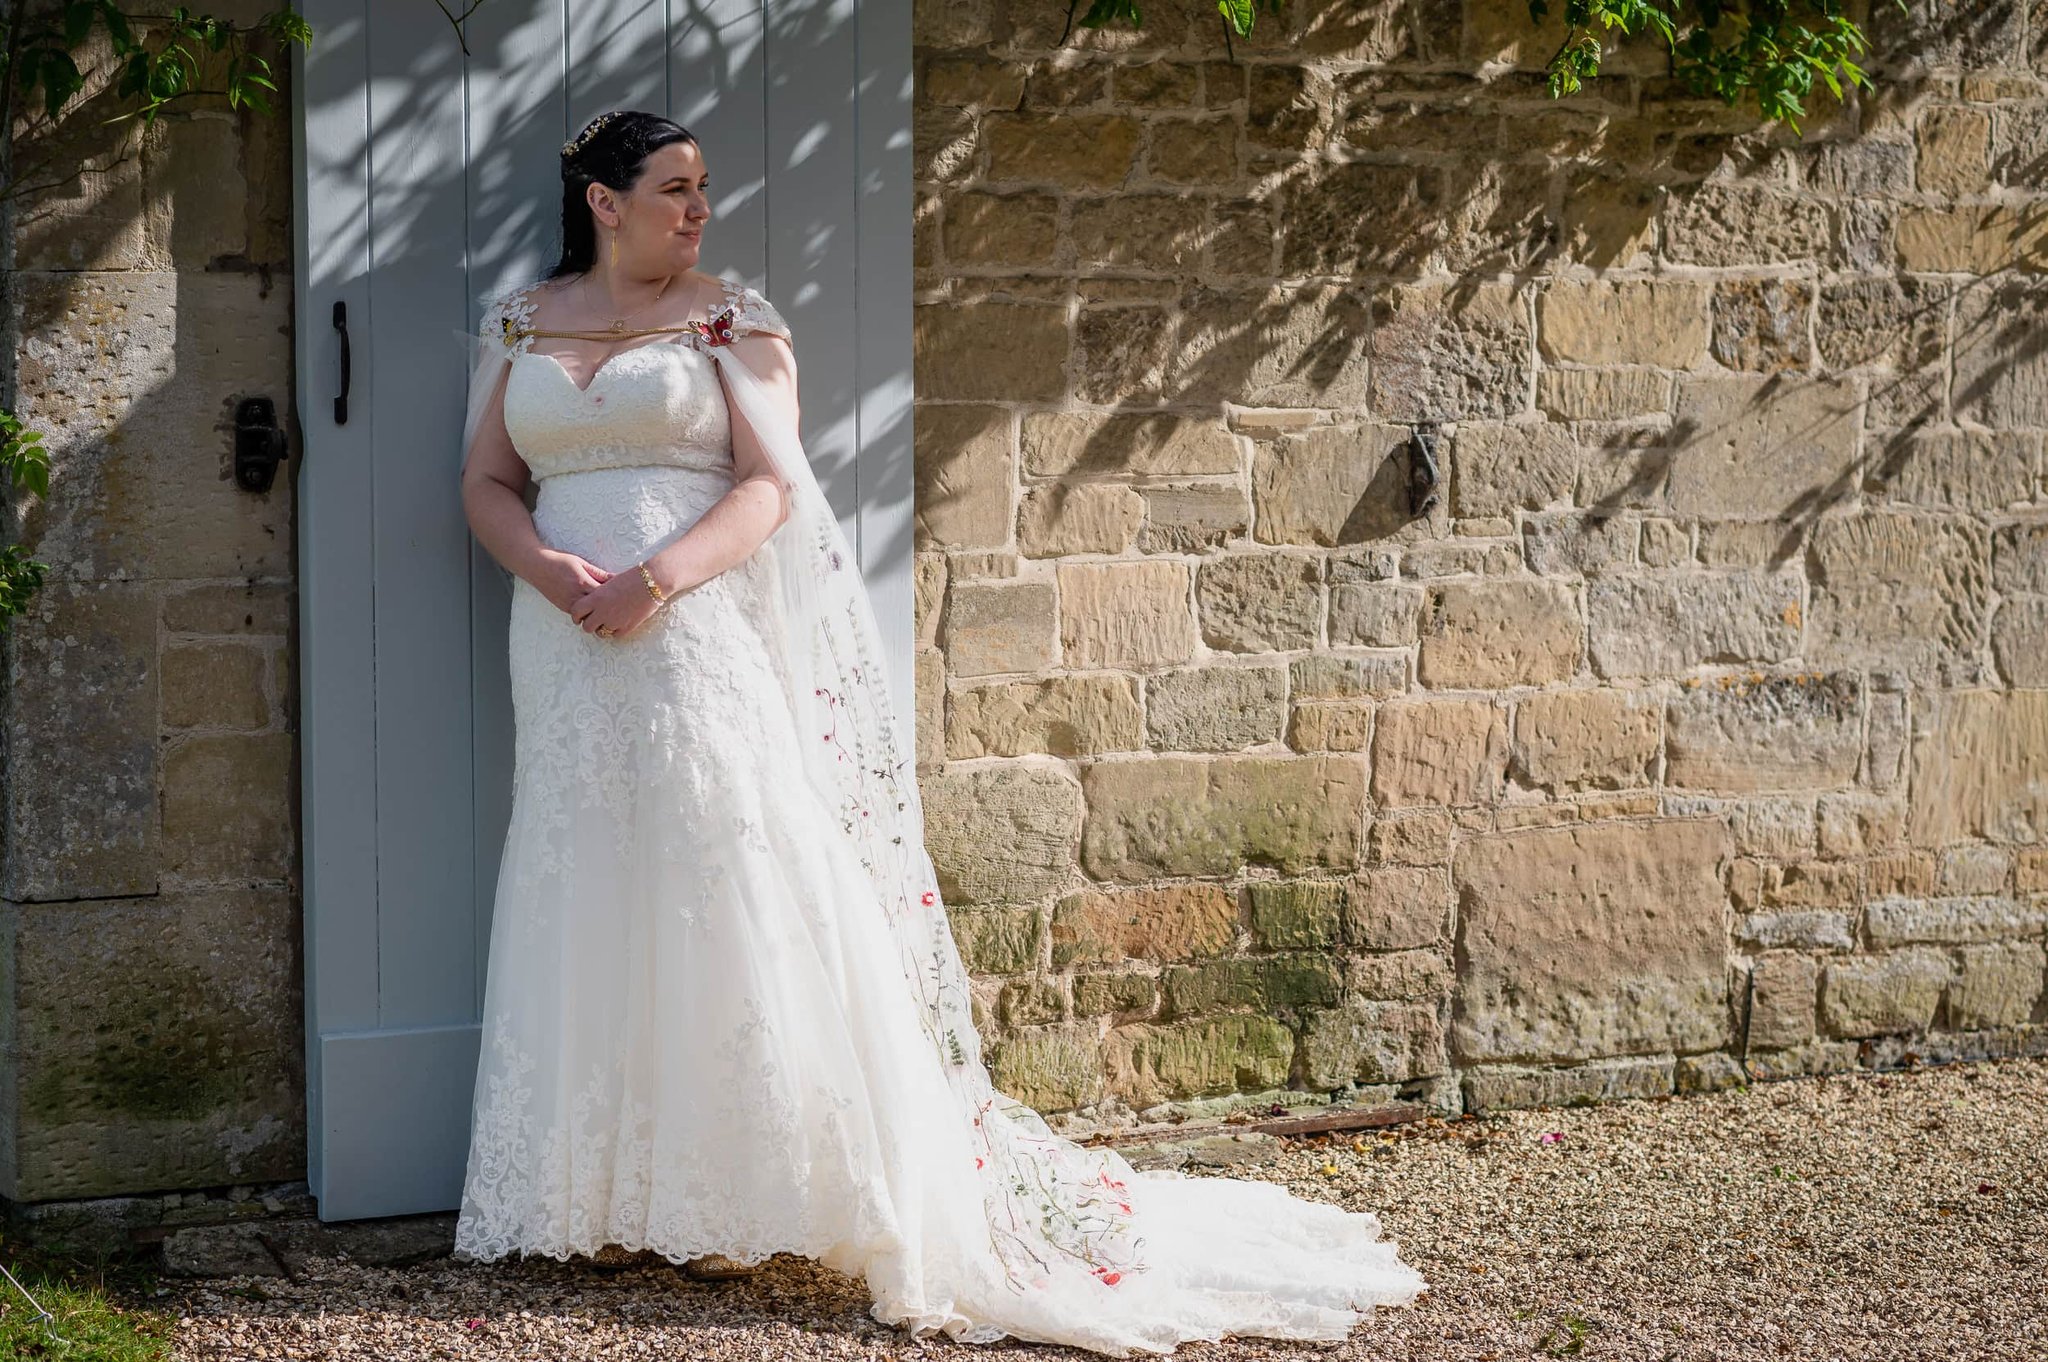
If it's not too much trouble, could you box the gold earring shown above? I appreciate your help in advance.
[610,230,618,269]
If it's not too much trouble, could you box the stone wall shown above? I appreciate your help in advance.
[910,0,2048,1124]
[0,12,301,1203]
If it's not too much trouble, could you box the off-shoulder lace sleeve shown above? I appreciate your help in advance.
[479,281,543,358]
[714,279,792,343]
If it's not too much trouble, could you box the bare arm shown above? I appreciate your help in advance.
[460,353,614,611]
[637,330,800,598]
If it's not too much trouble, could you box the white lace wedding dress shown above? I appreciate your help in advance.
[450,273,1429,1355]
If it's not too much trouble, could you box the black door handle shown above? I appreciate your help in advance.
[333,299,351,425]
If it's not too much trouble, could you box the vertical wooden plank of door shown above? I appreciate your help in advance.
[570,0,669,135]
[294,0,379,1212]
[463,0,574,1015]
[670,0,770,296]
[766,0,859,537]
[313,0,480,1220]
[854,0,915,724]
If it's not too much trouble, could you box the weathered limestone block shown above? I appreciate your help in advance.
[1072,970,1159,1018]
[1866,429,2036,512]
[988,1022,1107,1110]
[161,734,295,881]
[1462,1056,1675,1113]
[1729,796,1818,859]
[1145,664,1288,751]
[1328,582,1421,648]
[1252,423,1436,546]
[1819,949,1952,1037]
[1947,941,2046,1030]
[1161,954,1342,1020]
[915,298,1068,401]
[1991,598,2048,687]
[1522,510,1636,575]
[1059,561,1196,668]
[1665,673,1863,792]
[984,111,1139,186]
[1536,368,1671,421]
[1954,279,2048,428]
[1510,687,1660,792]
[1281,162,1443,279]
[1368,280,1531,421]
[1080,754,1368,879]
[948,906,1043,975]
[914,553,946,649]
[922,762,1081,904]
[1301,999,1446,1087]
[1138,483,1249,552]
[1417,580,1582,688]
[1017,482,1145,556]
[1450,819,1734,1064]
[1175,284,1373,409]
[13,272,293,580]
[1021,411,1241,479]
[1286,700,1373,753]
[1372,697,1507,808]
[1104,1015,1295,1106]
[947,674,1144,758]
[1664,375,1860,519]
[1817,792,1908,856]
[1866,896,2048,945]
[1071,193,1206,269]
[1075,300,1174,405]
[0,581,158,901]
[2,890,302,1199]
[1746,953,1819,1050]
[1347,948,1454,1002]
[1808,513,1990,687]
[1896,203,2048,273]
[916,648,945,770]
[1451,422,1578,517]
[1711,277,1813,373]
[1369,810,1455,866]
[1246,879,1343,951]
[1663,186,1832,267]
[1992,521,2048,594]
[913,405,1013,549]
[944,191,1057,264]
[1195,553,1320,652]
[1291,651,1407,699]
[1000,976,1066,1027]
[1907,689,2048,846]
[1537,278,1710,367]
[1585,572,1801,678]
[942,579,1058,676]
[1346,865,1452,950]
[1050,883,1239,967]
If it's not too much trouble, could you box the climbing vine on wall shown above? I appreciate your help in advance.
[1064,0,1914,132]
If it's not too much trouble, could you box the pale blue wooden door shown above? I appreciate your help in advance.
[291,0,912,1221]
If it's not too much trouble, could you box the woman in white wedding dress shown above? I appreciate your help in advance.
[452,109,1428,1356]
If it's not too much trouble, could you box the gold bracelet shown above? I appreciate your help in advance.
[637,562,668,602]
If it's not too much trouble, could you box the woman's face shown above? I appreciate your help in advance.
[592,138,709,277]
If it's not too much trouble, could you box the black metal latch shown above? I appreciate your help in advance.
[234,396,289,493]
[1407,420,1442,518]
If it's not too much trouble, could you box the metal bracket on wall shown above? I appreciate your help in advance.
[1407,420,1442,518]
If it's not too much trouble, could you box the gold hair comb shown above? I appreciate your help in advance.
[561,110,624,159]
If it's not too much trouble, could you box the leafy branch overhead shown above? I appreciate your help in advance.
[1064,0,1912,130]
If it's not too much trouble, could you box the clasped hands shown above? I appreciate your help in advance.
[536,548,667,640]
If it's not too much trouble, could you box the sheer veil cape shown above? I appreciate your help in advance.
[456,272,1428,1355]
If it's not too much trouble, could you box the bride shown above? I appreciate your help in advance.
[452,108,1428,1355]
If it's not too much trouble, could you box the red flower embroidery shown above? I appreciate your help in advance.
[1093,1266,1122,1285]
[975,1156,984,1168]
[921,890,936,906]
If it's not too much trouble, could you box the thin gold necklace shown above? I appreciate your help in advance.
[582,270,674,333]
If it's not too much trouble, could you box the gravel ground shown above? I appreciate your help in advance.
[146,1056,2047,1362]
